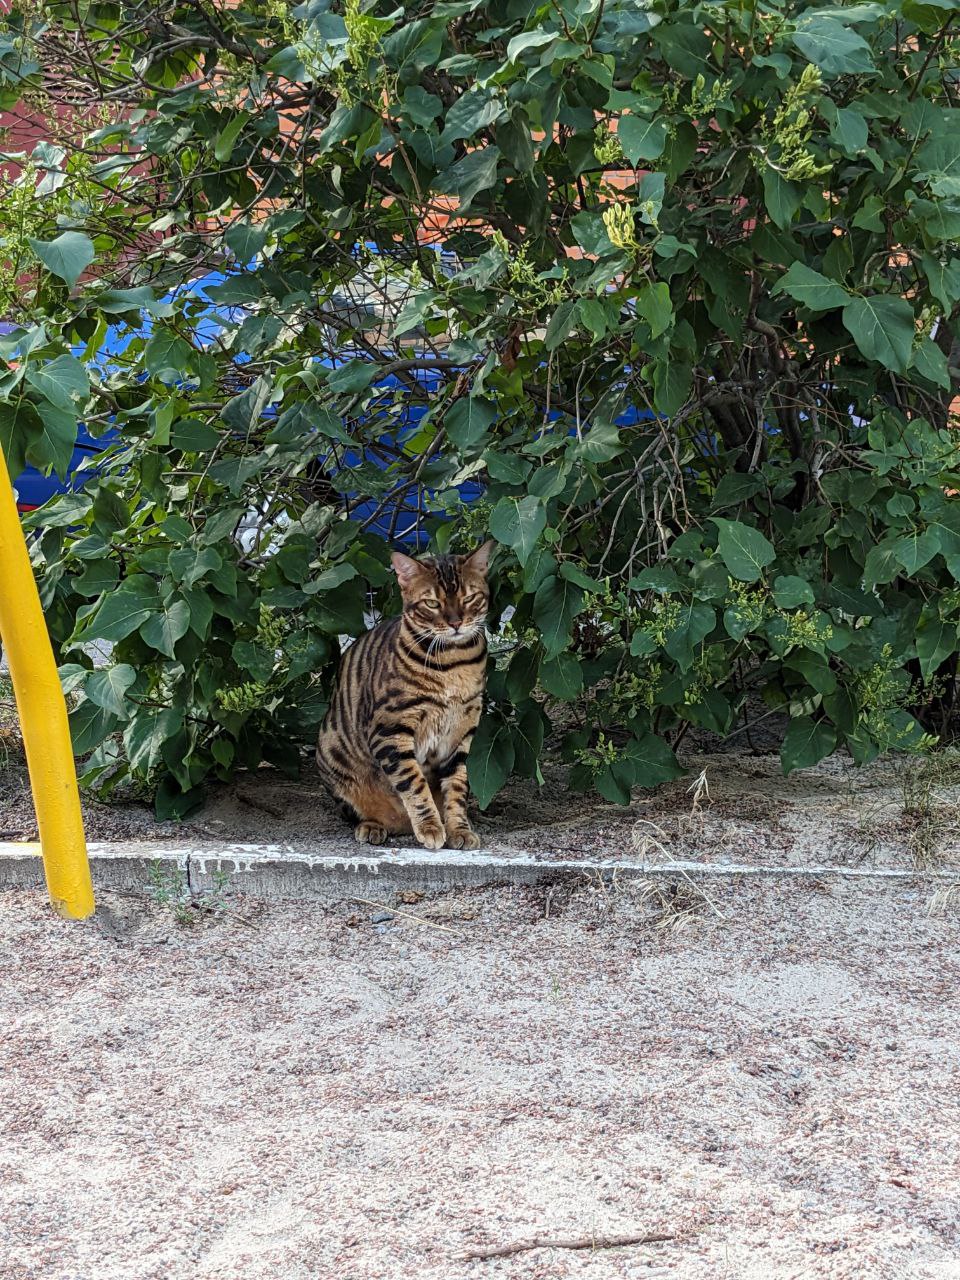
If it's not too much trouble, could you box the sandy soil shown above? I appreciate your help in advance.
[2,877,960,1280]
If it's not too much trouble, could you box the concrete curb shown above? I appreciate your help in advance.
[1,841,957,903]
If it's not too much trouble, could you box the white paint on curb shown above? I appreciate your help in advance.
[1,840,957,889]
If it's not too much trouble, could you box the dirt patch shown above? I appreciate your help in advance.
[2,878,960,1279]
[3,711,960,871]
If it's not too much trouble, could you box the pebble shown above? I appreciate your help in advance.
[370,911,395,923]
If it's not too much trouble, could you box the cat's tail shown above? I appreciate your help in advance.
[316,738,356,825]
[337,798,360,825]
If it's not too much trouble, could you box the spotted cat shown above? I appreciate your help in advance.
[316,542,492,850]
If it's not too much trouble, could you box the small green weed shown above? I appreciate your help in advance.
[0,676,18,763]
[147,860,233,926]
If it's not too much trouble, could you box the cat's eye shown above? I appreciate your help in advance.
[463,593,483,607]
[423,599,441,610]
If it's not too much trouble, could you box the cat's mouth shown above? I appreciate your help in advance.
[430,616,487,642]
[441,624,483,643]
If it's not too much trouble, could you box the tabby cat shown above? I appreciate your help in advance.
[316,541,493,850]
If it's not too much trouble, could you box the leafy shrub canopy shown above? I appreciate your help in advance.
[1,0,959,816]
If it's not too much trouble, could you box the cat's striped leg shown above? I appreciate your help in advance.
[372,732,447,851]
[436,747,480,850]
[317,729,410,844]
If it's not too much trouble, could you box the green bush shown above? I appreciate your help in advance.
[1,0,959,816]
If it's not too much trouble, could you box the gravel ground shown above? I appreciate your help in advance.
[3,877,960,1279]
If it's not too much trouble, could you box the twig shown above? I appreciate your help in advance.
[186,901,263,932]
[461,1231,677,1260]
[237,791,284,819]
[674,864,727,923]
[349,895,466,936]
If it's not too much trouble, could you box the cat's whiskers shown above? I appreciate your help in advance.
[450,620,485,642]
[403,624,444,671]
[424,632,447,669]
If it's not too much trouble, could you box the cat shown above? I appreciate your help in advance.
[316,541,493,851]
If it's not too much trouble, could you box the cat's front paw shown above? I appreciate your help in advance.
[415,820,446,851]
[355,820,389,845]
[446,825,481,851]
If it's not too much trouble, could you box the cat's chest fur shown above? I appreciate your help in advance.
[412,672,483,769]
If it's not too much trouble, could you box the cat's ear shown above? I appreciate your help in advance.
[464,539,495,575]
[391,550,422,585]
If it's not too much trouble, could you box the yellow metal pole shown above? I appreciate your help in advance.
[0,445,94,919]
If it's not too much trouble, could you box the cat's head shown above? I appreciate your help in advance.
[390,541,493,643]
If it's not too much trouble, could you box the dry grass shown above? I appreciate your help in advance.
[630,876,715,933]
[0,676,20,771]
[0,677,18,762]
[900,750,960,869]
[927,882,960,916]
[626,771,726,931]
[0,731,17,771]
[630,769,714,864]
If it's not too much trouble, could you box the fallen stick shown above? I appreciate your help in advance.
[349,895,466,936]
[237,791,284,819]
[461,1231,677,1260]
